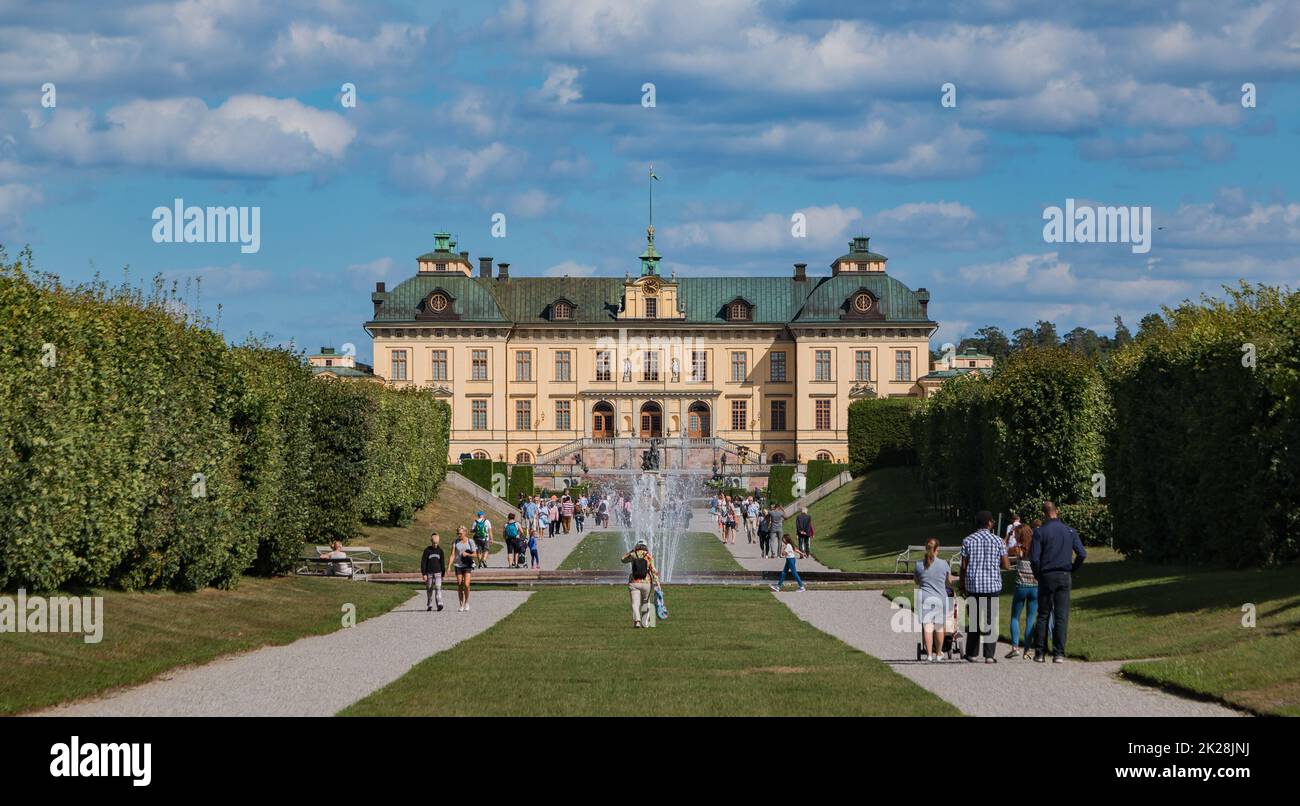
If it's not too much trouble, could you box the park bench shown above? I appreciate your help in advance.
[295,546,384,579]
[894,545,963,574]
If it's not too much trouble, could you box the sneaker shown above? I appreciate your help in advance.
[457,605,464,612]
[464,604,471,612]
[633,621,642,628]
[769,585,780,592]
[1053,656,1065,664]
[1033,653,1046,663]
[437,604,444,612]
[427,605,432,612]
[985,657,997,664]
[964,656,979,663]
[796,586,806,592]
[1005,649,1020,659]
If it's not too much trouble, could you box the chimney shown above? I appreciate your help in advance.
[794,263,807,282]
[372,281,386,317]
[479,257,493,278]
[917,288,931,318]
[497,262,510,281]
[375,282,386,293]
[460,251,469,261]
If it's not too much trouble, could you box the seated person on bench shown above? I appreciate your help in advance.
[319,541,352,576]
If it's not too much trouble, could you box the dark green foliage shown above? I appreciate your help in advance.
[1106,285,1299,565]
[459,459,494,493]
[913,349,1112,544]
[766,465,796,505]
[0,250,450,590]
[804,459,847,492]
[847,398,918,474]
[508,464,534,501]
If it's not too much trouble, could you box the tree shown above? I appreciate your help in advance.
[1011,327,1035,352]
[1063,326,1102,360]
[1136,312,1167,341]
[960,325,1010,360]
[1113,315,1133,349]
[1033,320,1059,348]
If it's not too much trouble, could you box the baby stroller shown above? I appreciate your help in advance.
[916,586,964,660]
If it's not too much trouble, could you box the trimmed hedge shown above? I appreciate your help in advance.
[766,465,797,505]
[458,459,493,493]
[1106,284,1300,565]
[508,464,534,502]
[847,398,918,474]
[804,459,848,492]
[0,251,450,590]
[912,348,1112,544]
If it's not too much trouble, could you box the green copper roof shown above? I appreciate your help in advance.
[371,269,933,326]
[793,273,930,322]
[830,235,889,267]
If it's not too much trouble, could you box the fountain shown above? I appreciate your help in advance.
[598,470,698,582]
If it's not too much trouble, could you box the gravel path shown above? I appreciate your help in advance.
[779,589,1239,717]
[42,520,598,717]
[690,504,834,573]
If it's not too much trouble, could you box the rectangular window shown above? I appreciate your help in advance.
[645,297,658,318]
[690,350,708,382]
[770,399,787,432]
[815,399,831,430]
[731,351,747,383]
[731,400,747,431]
[516,400,532,431]
[770,350,787,382]
[515,350,532,381]
[555,400,571,431]
[430,350,447,381]
[895,350,912,381]
[390,349,408,381]
[472,350,488,380]
[471,400,487,430]
[815,350,831,381]
[554,350,571,382]
[595,350,611,382]
[643,350,659,381]
[855,350,871,381]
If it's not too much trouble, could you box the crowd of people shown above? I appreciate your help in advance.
[914,501,1086,664]
[710,492,815,592]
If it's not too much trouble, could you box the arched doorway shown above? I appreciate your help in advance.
[591,401,614,438]
[639,401,663,438]
[686,401,710,438]
[770,452,787,464]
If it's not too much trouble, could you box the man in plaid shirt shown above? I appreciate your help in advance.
[960,511,1011,662]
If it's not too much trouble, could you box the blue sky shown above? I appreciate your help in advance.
[2,0,1298,361]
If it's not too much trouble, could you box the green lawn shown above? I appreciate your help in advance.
[342,585,957,716]
[881,553,1300,715]
[0,576,414,715]
[789,467,969,572]
[557,530,742,573]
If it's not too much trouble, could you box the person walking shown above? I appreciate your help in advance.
[528,530,540,569]
[503,513,522,568]
[574,498,586,533]
[523,496,539,540]
[452,526,477,612]
[621,539,661,628]
[768,502,786,556]
[1004,512,1022,549]
[561,495,574,534]
[1006,523,1038,658]
[548,499,560,537]
[1029,501,1087,663]
[756,507,772,558]
[745,497,760,544]
[915,538,954,662]
[769,534,807,592]
[420,532,446,612]
[795,506,813,556]
[960,510,1010,663]
[471,511,493,568]
[538,504,550,541]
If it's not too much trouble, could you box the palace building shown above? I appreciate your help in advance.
[365,228,937,478]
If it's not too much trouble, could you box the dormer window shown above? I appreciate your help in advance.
[417,288,459,320]
[554,301,572,320]
[430,293,449,313]
[435,262,447,271]
[728,302,750,321]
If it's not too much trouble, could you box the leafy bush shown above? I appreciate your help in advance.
[804,459,848,492]
[1106,285,1300,564]
[0,250,451,590]
[847,398,918,473]
[458,459,494,493]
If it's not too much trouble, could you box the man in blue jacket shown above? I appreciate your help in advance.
[1028,501,1087,663]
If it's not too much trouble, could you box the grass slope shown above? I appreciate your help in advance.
[360,483,513,572]
[789,467,968,572]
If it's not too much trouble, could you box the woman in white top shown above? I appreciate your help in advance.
[769,534,807,592]
[452,526,477,612]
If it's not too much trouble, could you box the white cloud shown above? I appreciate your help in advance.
[509,189,558,218]
[664,204,863,252]
[269,22,427,70]
[539,64,582,105]
[28,95,355,177]
[0,182,42,232]
[346,257,395,286]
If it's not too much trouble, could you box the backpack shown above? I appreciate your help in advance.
[630,553,650,579]
[504,522,519,538]
[472,519,488,540]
